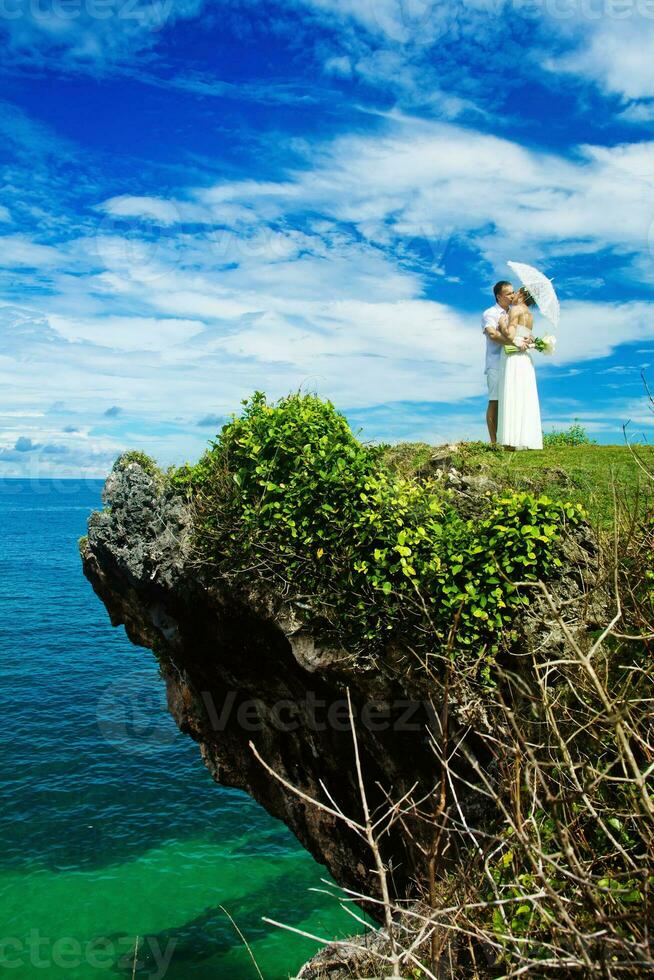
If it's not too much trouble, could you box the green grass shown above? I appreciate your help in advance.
[381,442,654,530]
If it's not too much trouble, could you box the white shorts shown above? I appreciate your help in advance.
[486,367,499,401]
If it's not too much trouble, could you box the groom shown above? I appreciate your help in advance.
[482,280,528,443]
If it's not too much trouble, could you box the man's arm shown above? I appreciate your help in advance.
[483,312,526,349]
[483,322,525,348]
[484,324,509,346]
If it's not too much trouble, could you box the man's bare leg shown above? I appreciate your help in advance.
[486,400,498,444]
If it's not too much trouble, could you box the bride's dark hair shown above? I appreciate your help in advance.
[519,287,536,307]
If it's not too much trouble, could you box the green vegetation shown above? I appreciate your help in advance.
[542,420,596,448]
[168,392,585,677]
[382,438,654,530]
[113,450,165,485]
[108,393,654,975]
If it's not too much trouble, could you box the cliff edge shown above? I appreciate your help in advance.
[81,393,634,978]
[80,454,598,915]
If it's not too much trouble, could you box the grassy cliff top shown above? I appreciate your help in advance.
[112,395,653,674]
[382,442,654,530]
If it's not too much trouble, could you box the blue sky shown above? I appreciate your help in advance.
[1,0,654,476]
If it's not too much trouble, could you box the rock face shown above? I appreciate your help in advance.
[80,460,600,924]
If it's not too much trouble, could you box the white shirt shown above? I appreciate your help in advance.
[482,302,508,373]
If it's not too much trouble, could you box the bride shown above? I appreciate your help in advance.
[497,286,543,450]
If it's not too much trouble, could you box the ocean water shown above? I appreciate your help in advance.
[0,480,361,979]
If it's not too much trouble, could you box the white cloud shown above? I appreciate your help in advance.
[618,99,654,124]
[291,0,498,47]
[0,98,79,161]
[185,114,654,279]
[2,98,654,472]
[544,16,654,102]
[98,196,188,226]
[0,234,61,268]
[0,410,46,418]
[210,300,483,407]
[48,314,207,351]
[324,55,353,76]
[287,0,654,124]
[300,0,654,117]
[0,0,207,72]
[1,289,653,474]
[549,301,654,362]
[2,111,653,413]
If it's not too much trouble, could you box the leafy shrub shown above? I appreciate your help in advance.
[113,450,163,481]
[543,422,597,448]
[168,392,585,675]
[410,491,654,976]
[267,494,654,978]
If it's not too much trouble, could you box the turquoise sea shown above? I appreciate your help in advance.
[0,479,360,979]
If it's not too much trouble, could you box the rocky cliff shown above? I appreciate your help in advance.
[80,455,600,937]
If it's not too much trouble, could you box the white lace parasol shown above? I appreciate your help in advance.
[507,261,560,330]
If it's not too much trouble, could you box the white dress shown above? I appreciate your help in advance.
[497,324,543,450]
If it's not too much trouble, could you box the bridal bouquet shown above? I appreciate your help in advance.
[506,334,557,355]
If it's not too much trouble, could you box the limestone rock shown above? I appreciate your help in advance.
[80,458,602,935]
